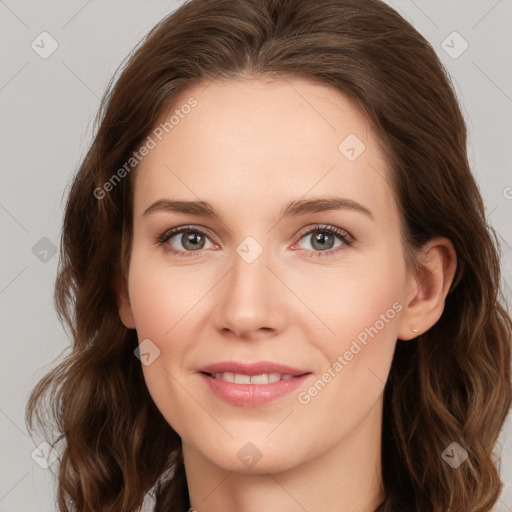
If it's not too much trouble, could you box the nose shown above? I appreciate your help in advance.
[213,244,288,341]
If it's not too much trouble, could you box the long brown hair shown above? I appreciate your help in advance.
[25,0,512,510]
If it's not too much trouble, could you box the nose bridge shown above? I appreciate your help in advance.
[232,242,268,295]
[231,237,273,307]
[216,236,284,337]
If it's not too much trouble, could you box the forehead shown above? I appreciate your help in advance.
[133,77,397,227]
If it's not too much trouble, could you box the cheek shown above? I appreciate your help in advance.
[126,253,204,433]
[127,249,208,341]
[300,245,406,403]
[307,245,406,348]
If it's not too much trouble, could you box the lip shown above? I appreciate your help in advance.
[197,361,313,407]
[198,361,310,376]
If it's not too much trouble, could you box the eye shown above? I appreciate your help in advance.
[155,223,355,258]
[156,225,216,257]
[292,224,354,258]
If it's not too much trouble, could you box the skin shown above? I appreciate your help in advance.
[117,77,457,512]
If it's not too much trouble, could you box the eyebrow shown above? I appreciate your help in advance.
[142,196,373,221]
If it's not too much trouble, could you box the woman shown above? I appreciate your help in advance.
[25,0,511,511]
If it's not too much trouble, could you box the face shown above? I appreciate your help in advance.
[118,77,417,474]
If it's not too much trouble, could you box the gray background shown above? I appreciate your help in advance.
[0,1,511,511]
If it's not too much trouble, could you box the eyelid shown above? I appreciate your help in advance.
[289,224,354,257]
[292,224,354,246]
[155,224,219,253]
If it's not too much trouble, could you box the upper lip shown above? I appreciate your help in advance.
[198,361,311,377]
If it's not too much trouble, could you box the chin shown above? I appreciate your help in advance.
[202,441,304,475]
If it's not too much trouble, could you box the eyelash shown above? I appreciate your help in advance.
[155,224,355,259]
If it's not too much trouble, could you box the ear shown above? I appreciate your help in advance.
[114,273,136,329]
[397,237,457,340]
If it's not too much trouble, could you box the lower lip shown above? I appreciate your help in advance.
[199,372,312,406]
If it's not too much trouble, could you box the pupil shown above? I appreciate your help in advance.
[313,231,333,251]
[183,232,204,250]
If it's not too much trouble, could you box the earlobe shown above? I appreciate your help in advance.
[118,297,136,330]
[397,237,457,340]
[114,275,136,329]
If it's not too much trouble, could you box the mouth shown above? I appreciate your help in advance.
[197,361,313,406]
[198,360,311,377]
[200,371,310,384]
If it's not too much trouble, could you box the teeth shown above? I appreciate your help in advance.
[234,374,251,384]
[250,373,269,384]
[212,372,295,384]
[221,372,235,383]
